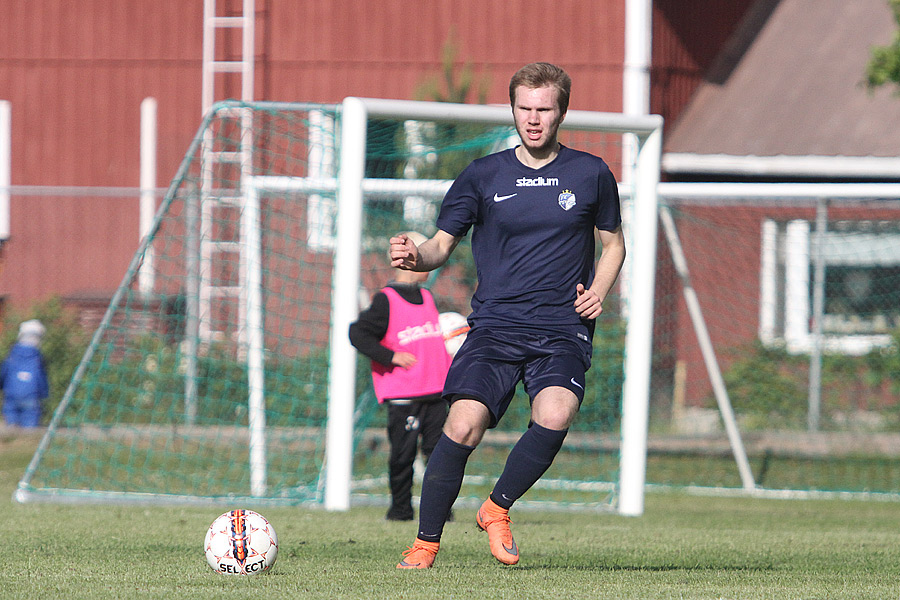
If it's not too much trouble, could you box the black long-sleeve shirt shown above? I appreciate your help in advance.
[348,282,426,367]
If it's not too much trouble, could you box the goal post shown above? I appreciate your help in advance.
[15,98,663,516]
[617,110,663,516]
[325,97,664,514]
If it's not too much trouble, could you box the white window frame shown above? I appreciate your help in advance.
[760,217,898,355]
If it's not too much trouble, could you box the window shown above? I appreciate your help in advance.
[760,218,900,354]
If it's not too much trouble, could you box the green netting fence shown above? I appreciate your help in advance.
[17,99,900,510]
[14,101,627,509]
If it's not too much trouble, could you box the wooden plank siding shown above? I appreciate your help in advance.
[261,0,627,111]
[0,0,683,311]
[0,0,203,308]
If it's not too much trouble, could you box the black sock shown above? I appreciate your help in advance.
[416,433,474,543]
[490,423,568,510]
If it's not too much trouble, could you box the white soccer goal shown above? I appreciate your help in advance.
[654,181,900,502]
[324,98,664,515]
[15,98,663,516]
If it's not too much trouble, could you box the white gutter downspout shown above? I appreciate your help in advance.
[620,0,654,309]
[0,100,10,243]
[139,97,157,296]
[624,0,653,120]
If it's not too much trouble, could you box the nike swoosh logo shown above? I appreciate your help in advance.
[570,377,584,390]
[503,538,518,556]
[493,193,517,202]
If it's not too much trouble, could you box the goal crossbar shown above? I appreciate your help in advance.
[321,97,663,515]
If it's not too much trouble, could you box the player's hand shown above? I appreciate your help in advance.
[574,283,603,320]
[391,351,417,370]
[389,233,419,270]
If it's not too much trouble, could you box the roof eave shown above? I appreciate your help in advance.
[663,153,900,179]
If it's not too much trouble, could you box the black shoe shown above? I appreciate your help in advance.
[386,507,414,521]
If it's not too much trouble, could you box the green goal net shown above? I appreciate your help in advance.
[25,98,897,511]
[16,100,661,511]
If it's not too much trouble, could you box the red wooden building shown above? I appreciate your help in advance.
[9,0,898,412]
[0,0,754,314]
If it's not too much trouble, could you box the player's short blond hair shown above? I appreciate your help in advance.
[508,62,571,114]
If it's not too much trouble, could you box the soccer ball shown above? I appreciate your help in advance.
[439,311,470,357]
[204,509,278,575]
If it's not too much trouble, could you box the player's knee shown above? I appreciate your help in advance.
[532,412,575,431]
[442,399,490,446]
[531,389,580,430]
[443,421,484,446]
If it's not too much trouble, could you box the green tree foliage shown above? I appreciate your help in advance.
[414,28,490,106]
[721,341,809,429]
[411,28,497,180]
[409,32,503,283]
[720,334,900,430]
[866,0,900,90]
[62,333,332,428]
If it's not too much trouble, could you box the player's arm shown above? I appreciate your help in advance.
[389,229,461,272]
[348,294,394,366]
[575,225,626,320]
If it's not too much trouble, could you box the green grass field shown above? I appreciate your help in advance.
[2,430,900,599]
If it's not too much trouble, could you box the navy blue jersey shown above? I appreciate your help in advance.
[436,145,620,330]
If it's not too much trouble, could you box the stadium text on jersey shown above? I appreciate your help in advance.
[515,176,559,187]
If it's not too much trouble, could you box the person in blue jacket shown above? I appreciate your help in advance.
[1,319,50,428]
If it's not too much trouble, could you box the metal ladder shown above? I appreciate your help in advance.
[199,0,256,344]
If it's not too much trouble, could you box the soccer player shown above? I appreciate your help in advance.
[392,62,625,568]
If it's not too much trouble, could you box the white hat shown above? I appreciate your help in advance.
[17,319,45,347]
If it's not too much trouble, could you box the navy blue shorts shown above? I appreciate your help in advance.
[442,325,592,428]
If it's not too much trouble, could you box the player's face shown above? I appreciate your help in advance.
[512,85,565,154]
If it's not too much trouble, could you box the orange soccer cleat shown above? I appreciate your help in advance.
[475,498,519,565]
[396,539,440,569]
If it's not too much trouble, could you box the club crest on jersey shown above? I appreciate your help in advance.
[558,189,576,211]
